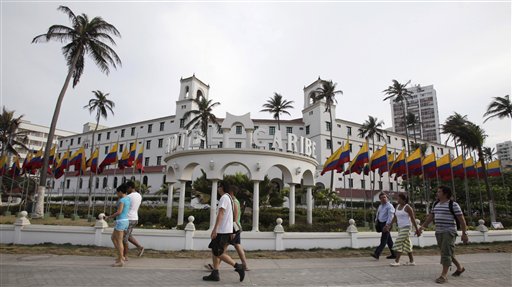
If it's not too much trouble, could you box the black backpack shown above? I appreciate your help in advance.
[432,200,461,230]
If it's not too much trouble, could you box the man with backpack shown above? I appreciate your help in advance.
[419,186,469,284]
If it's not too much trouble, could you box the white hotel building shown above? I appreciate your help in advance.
[53,75,453,198]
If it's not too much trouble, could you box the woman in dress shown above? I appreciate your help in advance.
[389,193,420,266]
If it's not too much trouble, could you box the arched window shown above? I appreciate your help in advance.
[185,86,189,98]
[79,178,83,189]
[131,176,136,182]
[122,176,127,184]
[143,176,148,186]
[103,177,108,188]
[95,178,99,189]
[162,175,166,184]
[196,89,204,99]
[309,92,316,105]
[113,177,118,188]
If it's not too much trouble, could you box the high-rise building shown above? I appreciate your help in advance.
[15,120,76,160]
[390,84,441,144]
[496,140,512,168]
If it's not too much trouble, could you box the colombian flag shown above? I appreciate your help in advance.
[87,148,99,173]
[135,146,144,173]
[487,160,501,177]
[118,146,130,169]
[54,151,70,179]
[370,144,388,173]
[437,154,451,180]
[127,141,137,167]
[379,152,394,176]
[422,153,437,179]
[347,142,369,175]
[22,153,33,174]
[464,157,476,178]
[407,148,422,176]
[29,148,44,170]
[0,155,8,176]
[321,145,344,175]
[99,143,119,173]
[8,155,21,177]
[476,161,485,178]
[390,149,406,178]
[451,156,464,179]
[48,146,56,169]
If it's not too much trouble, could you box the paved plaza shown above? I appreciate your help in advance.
[1,252,511,287]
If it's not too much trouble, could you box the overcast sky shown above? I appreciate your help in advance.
[1,1,510,150]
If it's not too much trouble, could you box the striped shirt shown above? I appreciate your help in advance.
[432,201,462,233]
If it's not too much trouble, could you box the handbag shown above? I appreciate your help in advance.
[375,221,383,233]
[228,194,242,233]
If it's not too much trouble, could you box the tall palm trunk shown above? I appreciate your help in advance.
[34,50,81,218]
[88,114,100,210]
[401,100,411,154]
[478,148,497,222]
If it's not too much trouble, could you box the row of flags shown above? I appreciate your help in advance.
[0,141,145,180]
[321,141,503,180]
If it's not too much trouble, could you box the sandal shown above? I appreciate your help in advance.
[452,267,465,276]
[435,276,447,284]
[111,261,124,267]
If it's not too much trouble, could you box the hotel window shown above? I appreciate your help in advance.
[77,137,81,145]
[70,138,74,146]
[326,139,332,150]
[378,181,383,190]
[235,142,242,148]
[349,143,353,152]
[180,119,185,128]
[440,148,444,155]
[129,142,134,150]
[113,177,118,188]
[79,178,83,189]
[390,182,394,191]
[360,180,365,189]
[97,133,102,141]
[160,122,165,131]
[236,125,242,135]
[104,146,109,154]
[107,132,110,140]
[66,179,70,189]
[156,156,162,166]
[144,157,150,166]
[158,138,163,148]
[377,134,381,142]
[269,126,276,135]
[306,125,310,135]
[121,129,125,137]
[146,140,151,150]
[95,178,100,189]
[254,126,259,130]
[431,146,435,153]
[387,135,391,144]
[60,141,63,148]
[148,124,153,133]
[347,126,352,136]
[326,122,331,132]
[401,139,406,147]
[348,178,354,188]
[120,144,124,152]
[286,127,293,134]
[268,143,273,150]
[131,127,135,136]
[219,142,223,148]
[103,178,108,188]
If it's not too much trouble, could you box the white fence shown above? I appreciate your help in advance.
[1,212,510,251]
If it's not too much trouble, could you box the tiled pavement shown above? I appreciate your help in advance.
[0,252,510,286]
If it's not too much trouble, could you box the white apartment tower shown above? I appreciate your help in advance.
[390,84,441,144]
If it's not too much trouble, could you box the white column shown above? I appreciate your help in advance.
[177,181,186,225]
[222,128,230,148]
[209,180,218,230]
[306,186,313,225]
[289,184,295,225]
[246,129,254,149]
[166,183,175,218]
[252,180,260,231]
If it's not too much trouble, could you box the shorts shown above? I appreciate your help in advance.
[208,233,231,256]
[435,231,457,267]
[123,220,138,243]
[114,219,129,231]
[229,231,241,245]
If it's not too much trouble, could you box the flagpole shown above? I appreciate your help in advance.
[474,151,484,218]
[58,164,68,219]
[132,134,139,178]
[91,158,99,219]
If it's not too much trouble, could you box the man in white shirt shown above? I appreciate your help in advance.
[203,182,245,282]
[123,181,144,259]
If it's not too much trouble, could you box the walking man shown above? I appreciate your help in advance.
[419,186,468,284]
[123,181,144,259]
[203,182,245,282]
[371,192,396,260]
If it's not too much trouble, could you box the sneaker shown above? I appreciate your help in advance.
[234,263,245,282]
[389,262,401,267]
[386,255,397,259]
[370,253,379,260]
[137,247,145,257]
[404,261,416,266]
[203,270,220,281]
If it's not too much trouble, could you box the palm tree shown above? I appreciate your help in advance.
[457,121,497,223]
[84,90,115,210]
[0,107,29,157]
[441,112,468,157]
[406,112,421,143]
[314,80,343,191]
[181,95,221,148]
[32,6,121,217]
[483,95,512,122]
[383,80,413,154]
[483,147,497,163]
[260,93,294,130]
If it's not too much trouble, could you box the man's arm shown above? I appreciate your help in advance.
[419,213,434,231]
[457,214,469,243]
[211,208,225,239]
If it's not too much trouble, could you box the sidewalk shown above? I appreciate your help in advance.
[1,252,510,286]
